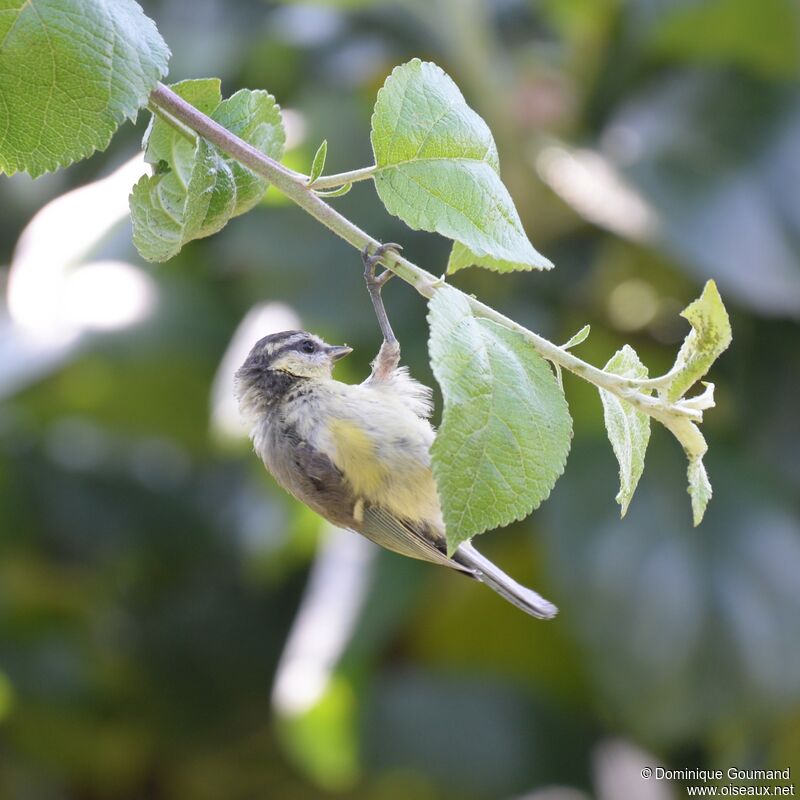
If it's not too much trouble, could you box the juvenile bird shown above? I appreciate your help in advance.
[235,244,557,619]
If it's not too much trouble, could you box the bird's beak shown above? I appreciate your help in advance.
[326,344,353,362]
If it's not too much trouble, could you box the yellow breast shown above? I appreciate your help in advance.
[328,416,442,528]
[328,418,390,499]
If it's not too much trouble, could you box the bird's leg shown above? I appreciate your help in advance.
[363,242,402,381]
[363,242,400,345]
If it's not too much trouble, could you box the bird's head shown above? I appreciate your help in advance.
[235,330,352,410]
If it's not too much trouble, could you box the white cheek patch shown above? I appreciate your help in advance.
[272,350,330,378]
[272,352,308,374]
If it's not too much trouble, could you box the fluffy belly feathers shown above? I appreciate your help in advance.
[325,393,441,526]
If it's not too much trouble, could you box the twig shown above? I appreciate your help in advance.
[147,82,698,423]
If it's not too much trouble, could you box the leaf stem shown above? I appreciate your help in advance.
[308,164,376,189]
[146,102,197,144]
[147,82,700,424]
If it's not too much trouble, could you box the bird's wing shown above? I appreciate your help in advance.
[293,437,345,492]
[277,427,359,529]
[360,505,470,573]
[284,426,465,572]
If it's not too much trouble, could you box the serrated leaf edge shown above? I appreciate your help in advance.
[427,288,572,552]
[2,5,170,178]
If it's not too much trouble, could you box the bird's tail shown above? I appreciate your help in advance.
[453,541,558,620]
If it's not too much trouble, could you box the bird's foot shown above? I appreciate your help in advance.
[362,242,402,293]
[362,242,402,347]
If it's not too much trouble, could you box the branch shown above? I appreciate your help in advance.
[147,82,700,423]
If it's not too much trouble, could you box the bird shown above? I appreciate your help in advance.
[234,243,557,619]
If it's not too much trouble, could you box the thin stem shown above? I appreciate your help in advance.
[147,102,197,144]
[147,82,699,423]
[309,165,376,189]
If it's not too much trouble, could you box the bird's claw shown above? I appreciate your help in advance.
[362,242,402,289]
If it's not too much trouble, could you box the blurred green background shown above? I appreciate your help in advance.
[1,1,799,798]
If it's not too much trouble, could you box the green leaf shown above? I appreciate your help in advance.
[0,0,170,177]
[308,140,328,185]
[196,153,237,237]
[563,324,591,350]
[131,81,285,261]
[687,457,712,527]
[598,346,651,517]
[665,280,732,401]
[144,79,221,165]
[447,241,553,275]
[211,88,285,215]
[428,286,573,553]
[371,59,551,272]
[661,415,712,526]
[130,138,234,262]
[552,324,591,389]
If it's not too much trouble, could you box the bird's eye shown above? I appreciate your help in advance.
[300,339,316,354]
